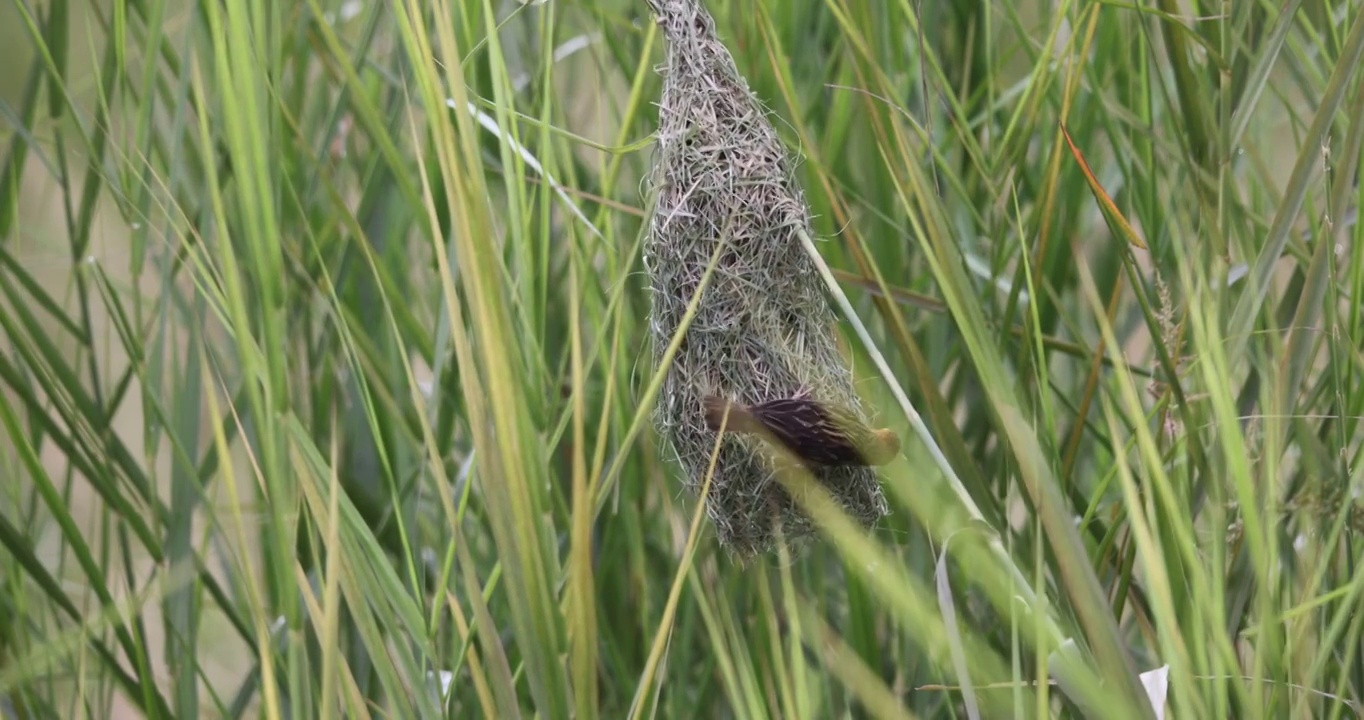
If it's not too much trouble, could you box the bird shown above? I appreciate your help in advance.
[702,391,900,467]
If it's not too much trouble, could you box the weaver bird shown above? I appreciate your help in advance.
[702,392,900,467]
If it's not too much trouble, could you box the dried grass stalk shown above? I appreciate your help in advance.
[641,0,890,558]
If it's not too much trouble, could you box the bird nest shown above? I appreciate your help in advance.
[641,0,890,558]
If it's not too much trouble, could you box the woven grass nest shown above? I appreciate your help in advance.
[641,0,891,558]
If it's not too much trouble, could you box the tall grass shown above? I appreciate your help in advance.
[1,0,1362,717]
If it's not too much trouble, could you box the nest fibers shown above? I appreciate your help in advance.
[641,0,890,557]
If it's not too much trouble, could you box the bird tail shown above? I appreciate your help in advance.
[702,396,762,435]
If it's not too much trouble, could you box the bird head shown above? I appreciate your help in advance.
[864,428,902,465]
